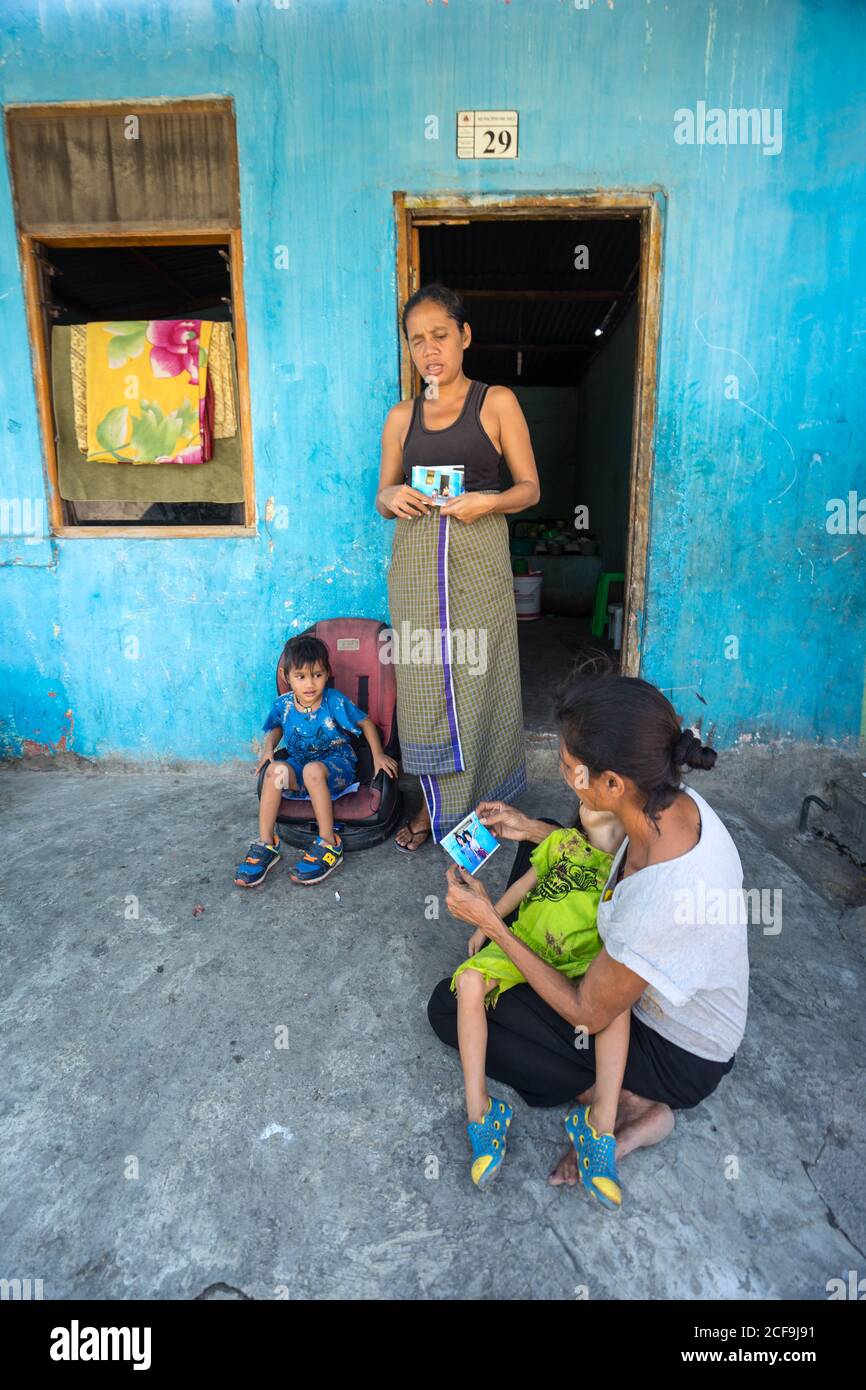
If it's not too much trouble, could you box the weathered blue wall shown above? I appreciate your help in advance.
[1,0,864,761]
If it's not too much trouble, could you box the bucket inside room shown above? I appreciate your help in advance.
[417,215,641,731]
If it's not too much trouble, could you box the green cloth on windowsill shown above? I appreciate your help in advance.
[51,324,245,503]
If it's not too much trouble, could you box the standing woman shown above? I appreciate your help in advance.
[376,283,540,849]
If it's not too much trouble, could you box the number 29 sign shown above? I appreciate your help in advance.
[456,110,519,159]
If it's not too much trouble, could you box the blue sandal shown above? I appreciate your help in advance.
[467,1096,513,1188]
[564,1103,622,1210]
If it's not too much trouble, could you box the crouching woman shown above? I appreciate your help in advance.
[428,672,750,1201]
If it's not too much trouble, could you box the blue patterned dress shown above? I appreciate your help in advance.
[262,688,367,800]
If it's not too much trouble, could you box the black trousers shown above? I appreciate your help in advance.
[427,826,735,1110]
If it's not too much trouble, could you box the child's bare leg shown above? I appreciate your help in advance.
[549,1088,674,1184]
[456,969,498,1123]
[301,761,336,843]
[258,762,297,843]
[589,1009,631,1136]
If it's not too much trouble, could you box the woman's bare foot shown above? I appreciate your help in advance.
[615,1098,674,1159]
[395,807,431,852]
[548,1148,579,1186]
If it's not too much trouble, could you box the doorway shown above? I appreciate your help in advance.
[394,192,663,730]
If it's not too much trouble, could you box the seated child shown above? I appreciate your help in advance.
[450,804,630,1207]
[234,634,398,887]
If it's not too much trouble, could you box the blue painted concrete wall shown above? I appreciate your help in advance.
[1,0,864,761]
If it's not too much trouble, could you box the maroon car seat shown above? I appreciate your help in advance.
[257,617,403,852]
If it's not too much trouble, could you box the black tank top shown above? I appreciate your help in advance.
[402,379,503,492]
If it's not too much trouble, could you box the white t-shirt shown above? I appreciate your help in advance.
[595,785,749,1062]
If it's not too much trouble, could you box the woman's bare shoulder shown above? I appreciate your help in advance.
[674,790,702,835]
[485,384,520,411]
[484,385,529,433]
[382,398,414,449]
[648,793,702,864]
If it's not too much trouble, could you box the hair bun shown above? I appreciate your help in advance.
[672,728,717,771]
[672,729,697,762]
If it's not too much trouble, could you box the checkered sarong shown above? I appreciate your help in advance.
[387,503,526,842]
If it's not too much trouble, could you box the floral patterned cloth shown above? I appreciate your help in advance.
[84,319,214,464]
[71,321,236,454]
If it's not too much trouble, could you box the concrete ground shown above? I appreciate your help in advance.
[518,614,614,732]
[1,748,864,1301]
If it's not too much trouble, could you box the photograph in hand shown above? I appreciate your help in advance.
[411,464,465,505]
[441,809,500,876]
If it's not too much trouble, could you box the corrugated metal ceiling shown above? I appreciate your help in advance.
[37,244,231,323]
[419,217,640,385]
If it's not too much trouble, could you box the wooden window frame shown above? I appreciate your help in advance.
[393,190,664,678]
[9,98,256,539]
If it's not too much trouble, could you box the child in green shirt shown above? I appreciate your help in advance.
[451,806,630,1207]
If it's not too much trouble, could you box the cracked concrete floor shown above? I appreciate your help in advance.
[1,766,864,1300]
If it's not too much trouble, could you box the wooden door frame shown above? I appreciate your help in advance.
[393,190,664,678]
[7,95,254,538]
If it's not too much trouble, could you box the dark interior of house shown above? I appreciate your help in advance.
[40,242,232,324]
[420,217,640,726]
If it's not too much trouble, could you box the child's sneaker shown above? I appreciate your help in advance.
[467,1096,513,1187]
[290,835,343,885]
[234,839,281,888]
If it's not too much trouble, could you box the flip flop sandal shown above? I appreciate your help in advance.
[394,820,431,854]
[564,1103,622,1210]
